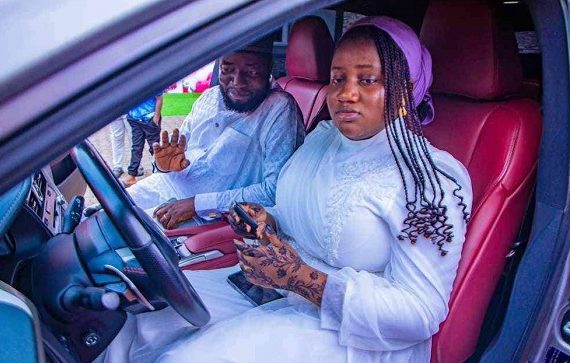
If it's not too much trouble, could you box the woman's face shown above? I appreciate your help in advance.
[327,37,386,140]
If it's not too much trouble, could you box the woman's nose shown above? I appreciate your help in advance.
[337,81,358,102]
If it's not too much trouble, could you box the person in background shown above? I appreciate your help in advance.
[109,115,138,178]
[123,93,163,186]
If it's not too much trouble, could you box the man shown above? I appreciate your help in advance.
[124,93,163,186]
[108,115,144,179]
[127,36,304,229]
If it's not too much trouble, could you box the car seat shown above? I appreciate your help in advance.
[419,1,542,361]
[277,16,334,130]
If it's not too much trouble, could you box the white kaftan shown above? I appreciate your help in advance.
[100,120,472,363]
[127,83,305,219]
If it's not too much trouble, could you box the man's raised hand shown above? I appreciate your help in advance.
[152,128,190,172]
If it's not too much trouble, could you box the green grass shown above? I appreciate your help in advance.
[162,93,201,116]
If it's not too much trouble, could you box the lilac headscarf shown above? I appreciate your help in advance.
[345,16,435,125]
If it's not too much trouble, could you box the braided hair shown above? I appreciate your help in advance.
[339,26,469,256]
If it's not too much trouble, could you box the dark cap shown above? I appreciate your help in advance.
[238,34,274,55]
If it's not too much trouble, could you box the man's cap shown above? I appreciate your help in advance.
[238,34,275,55]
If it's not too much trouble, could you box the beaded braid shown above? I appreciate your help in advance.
[340,27,469,256]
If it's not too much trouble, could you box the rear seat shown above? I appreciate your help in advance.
[277,16,334,131]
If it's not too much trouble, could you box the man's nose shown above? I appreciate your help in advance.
[337,81,358,102]
[232,71,248,87]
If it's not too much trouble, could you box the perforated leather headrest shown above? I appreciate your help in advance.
[420,0,522,99]
[286,16,334,82]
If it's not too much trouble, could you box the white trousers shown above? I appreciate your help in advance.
[109,116,130,169]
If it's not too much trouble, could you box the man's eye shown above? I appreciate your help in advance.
[221,67,233,74]
[248,70,259,77]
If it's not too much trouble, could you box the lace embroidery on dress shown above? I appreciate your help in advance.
[323,156,399,264]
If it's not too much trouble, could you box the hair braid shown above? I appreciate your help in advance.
[340,26,470,256]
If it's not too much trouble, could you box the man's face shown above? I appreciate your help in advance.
[219,52,272,113]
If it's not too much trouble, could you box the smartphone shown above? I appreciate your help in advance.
[227,271,284,306]
[231,202,275,236]
[231,202,259,229]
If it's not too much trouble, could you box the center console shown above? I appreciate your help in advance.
[165,222,240,270]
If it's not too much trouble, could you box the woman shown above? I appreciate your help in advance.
[102,16,472,363]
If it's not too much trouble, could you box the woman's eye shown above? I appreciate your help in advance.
[248,70,259,77]
[331,77,343,85]
[221,67,233,74]
[360,78,378,86]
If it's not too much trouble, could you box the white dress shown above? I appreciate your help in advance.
[99,120,472,363]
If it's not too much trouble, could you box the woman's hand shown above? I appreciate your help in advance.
[228,203,275,241]
[234,235,327,306]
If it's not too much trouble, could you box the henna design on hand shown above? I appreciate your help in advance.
[285,271,326,305]
[309,271,319,280]
[234,238,327,306]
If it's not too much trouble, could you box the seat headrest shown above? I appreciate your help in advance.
[420,0,522,100]
[286,16,334,82]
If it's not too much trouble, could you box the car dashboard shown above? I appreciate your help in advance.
[28,171,67,234]
[0,168,67,286]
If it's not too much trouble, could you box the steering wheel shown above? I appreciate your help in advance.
[71,140,210,326]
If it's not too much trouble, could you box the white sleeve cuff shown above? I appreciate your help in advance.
[320,268,352,332]
[194,192,220,219]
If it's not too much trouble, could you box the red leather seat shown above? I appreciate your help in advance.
[277,16,334,130]
[419,1,542,362]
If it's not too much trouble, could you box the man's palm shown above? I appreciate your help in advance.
[153,129,190,172]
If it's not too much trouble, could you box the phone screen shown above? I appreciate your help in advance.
[227,271,284,306]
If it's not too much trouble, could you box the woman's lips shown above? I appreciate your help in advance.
[335,110,361,122]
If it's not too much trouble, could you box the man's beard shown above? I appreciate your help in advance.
[220,83,271,113]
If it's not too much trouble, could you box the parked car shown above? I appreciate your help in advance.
[0,0,567,362]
